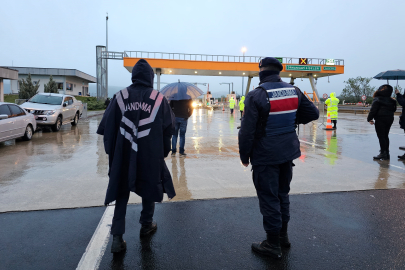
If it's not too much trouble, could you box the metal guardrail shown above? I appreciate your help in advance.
[101,51,128,60]
[338,106,402,114]
[124,51,344,65]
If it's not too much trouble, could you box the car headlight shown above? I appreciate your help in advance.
[46,110,56,115]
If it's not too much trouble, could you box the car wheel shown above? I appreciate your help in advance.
[71,112,79,126]
[23,125,33,141]
[51,116,62,132]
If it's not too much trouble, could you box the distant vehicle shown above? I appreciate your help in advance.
[21,93,84,132]
[0,102,37,143]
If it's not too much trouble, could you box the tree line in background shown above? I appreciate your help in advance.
[338,76,402,104]
[18,73,59,99]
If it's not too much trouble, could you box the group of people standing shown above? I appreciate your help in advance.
[324,85,405,161]
[96,57,404,260]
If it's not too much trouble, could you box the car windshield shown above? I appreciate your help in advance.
[28,95,63,105]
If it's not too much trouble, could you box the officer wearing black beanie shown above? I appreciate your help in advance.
[238,57,319,258]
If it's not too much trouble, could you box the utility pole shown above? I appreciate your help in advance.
[106,13,108,99]
[241,47,247,96]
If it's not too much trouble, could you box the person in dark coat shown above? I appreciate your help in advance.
[395,87,405,159]
[97,59,176,253]
[170,99,193,156]
[367,84,397,160]
[104,97,111,108]
[238,57,319,259]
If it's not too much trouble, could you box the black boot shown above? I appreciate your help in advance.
[381,151,390,160]
[398,153,405,160]
[111,235,126,253]
[373,151,384,160]
[251,233,282,259]
[280,222,291,248]
[140,221,157,237]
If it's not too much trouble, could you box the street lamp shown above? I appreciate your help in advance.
[220,82,234,94]
[241,47,247,96]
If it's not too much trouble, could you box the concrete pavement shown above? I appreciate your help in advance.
[1,109,405,212]
[1,190,405,269]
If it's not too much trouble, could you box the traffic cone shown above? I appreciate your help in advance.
[323,113,336,130]
[222,104,225,111]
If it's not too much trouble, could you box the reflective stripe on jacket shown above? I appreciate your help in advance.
[262,83,299,137]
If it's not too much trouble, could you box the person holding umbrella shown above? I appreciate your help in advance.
[395,87,405,159]
[367,85,397,160]
[170,98,193,157]
[374,69,405,158]
[160,81,204,157]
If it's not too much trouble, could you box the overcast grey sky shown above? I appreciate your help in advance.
[1,0,404,97]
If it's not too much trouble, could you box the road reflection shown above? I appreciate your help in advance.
[171,157,192,201]
[324,130,339,165]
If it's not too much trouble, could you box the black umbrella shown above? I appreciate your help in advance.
[160,81,204,101]
[374,69,405,86]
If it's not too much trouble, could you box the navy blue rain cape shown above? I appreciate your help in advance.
[97,59,176,205]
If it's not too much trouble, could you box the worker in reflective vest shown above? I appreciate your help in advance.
[325,92,339,129]
[229,97,235,114]
[239,96,245,117]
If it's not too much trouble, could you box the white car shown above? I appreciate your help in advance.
[21,93,84,132]
[0,102,37,143]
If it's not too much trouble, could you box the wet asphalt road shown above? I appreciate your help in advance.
[1,190,405,270]
[1,109,405,212]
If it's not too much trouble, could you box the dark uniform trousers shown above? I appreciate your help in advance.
[111,191,155,235]
[252,161,293,234]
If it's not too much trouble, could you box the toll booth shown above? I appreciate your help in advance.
[204,93,212,105]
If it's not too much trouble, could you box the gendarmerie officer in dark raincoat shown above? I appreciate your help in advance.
[97,59,176,253]
[238,57,319,258]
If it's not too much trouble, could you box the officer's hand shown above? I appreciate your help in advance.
[369,120,374,125]
[395,89,400,94]
[242,161,249,167]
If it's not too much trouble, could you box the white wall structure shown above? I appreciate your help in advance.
[0,67,19,102]
[1,67,96,96]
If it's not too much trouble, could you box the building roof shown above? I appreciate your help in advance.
[0,67,18,80]
[0,67,96,83]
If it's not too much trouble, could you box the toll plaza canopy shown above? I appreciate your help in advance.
[100,49,344,98]
[122,51,344,79]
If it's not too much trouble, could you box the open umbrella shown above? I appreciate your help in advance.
[374,69,405,86]
[160,81,204,100]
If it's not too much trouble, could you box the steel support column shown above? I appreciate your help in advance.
[308,74,320,100]
[245,76,253,96]
[156,68,161,91]
[96,46,107,100]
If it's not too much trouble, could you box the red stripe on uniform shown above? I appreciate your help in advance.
[270,97,298,113]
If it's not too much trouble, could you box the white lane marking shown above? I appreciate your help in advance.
[299,140,325,148]
[389,164,405,171]
[76,205,115,270]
